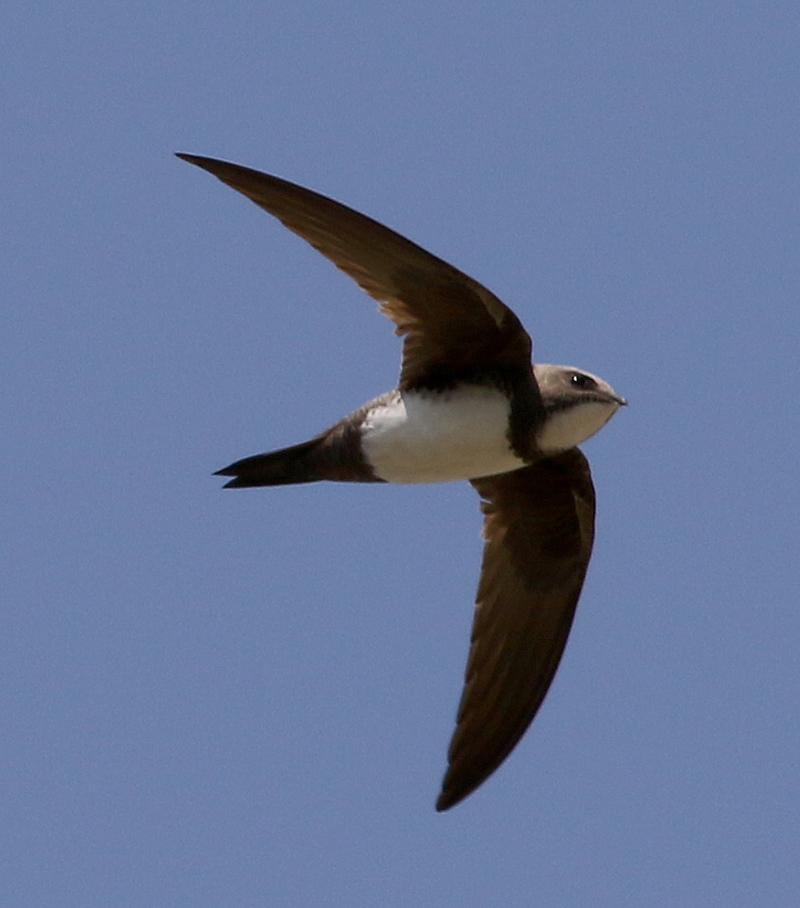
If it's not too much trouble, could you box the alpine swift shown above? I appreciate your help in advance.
[178,153,626,810]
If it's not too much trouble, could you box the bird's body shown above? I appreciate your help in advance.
[179,153,626,810]
[362,386,525,483]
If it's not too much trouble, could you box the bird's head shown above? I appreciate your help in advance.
[532,363,626,453]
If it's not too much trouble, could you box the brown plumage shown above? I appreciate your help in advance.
[179,153,623,810]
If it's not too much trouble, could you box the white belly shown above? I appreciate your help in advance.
[360,388,526,484]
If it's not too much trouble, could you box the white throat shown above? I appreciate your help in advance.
[536,400,620,453]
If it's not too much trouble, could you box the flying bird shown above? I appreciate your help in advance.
[178,153,626,811]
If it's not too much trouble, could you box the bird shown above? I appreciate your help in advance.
[177,153,626,811]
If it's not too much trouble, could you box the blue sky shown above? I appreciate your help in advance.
[3,1,799,905]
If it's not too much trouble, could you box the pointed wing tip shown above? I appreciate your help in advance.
[435,790,459,812]
[435,779,484,812]
[175,152,221,172]
[176,153,245,184]
[435,769,481,812]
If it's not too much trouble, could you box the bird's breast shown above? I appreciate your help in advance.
[360,387,527,484]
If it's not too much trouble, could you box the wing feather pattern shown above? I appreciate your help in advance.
[437,450,596,811]
[177,154,532,389]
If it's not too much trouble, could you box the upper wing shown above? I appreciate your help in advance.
[436,449,596,811]
[177,154,532,390]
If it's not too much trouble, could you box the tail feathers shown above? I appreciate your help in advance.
[216,437,328,487]
[216,424,383,487]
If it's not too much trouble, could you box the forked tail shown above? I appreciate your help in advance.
[216,423,382,487]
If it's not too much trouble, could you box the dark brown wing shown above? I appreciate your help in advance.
[436,450,596,811]
[177,154,532,390]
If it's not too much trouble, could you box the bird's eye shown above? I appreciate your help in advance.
[570,373,596,390]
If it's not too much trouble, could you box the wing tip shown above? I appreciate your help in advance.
[434,770,480,812]
[175,151,224,174]
[435,790,459,812]
[175,151,202,165]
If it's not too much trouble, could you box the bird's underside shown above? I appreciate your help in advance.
[179,153,620,810]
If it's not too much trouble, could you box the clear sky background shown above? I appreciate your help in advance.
[3,2,799,906]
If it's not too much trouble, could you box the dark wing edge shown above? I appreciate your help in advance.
[175,154,531,388]
[436,450,596,811]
